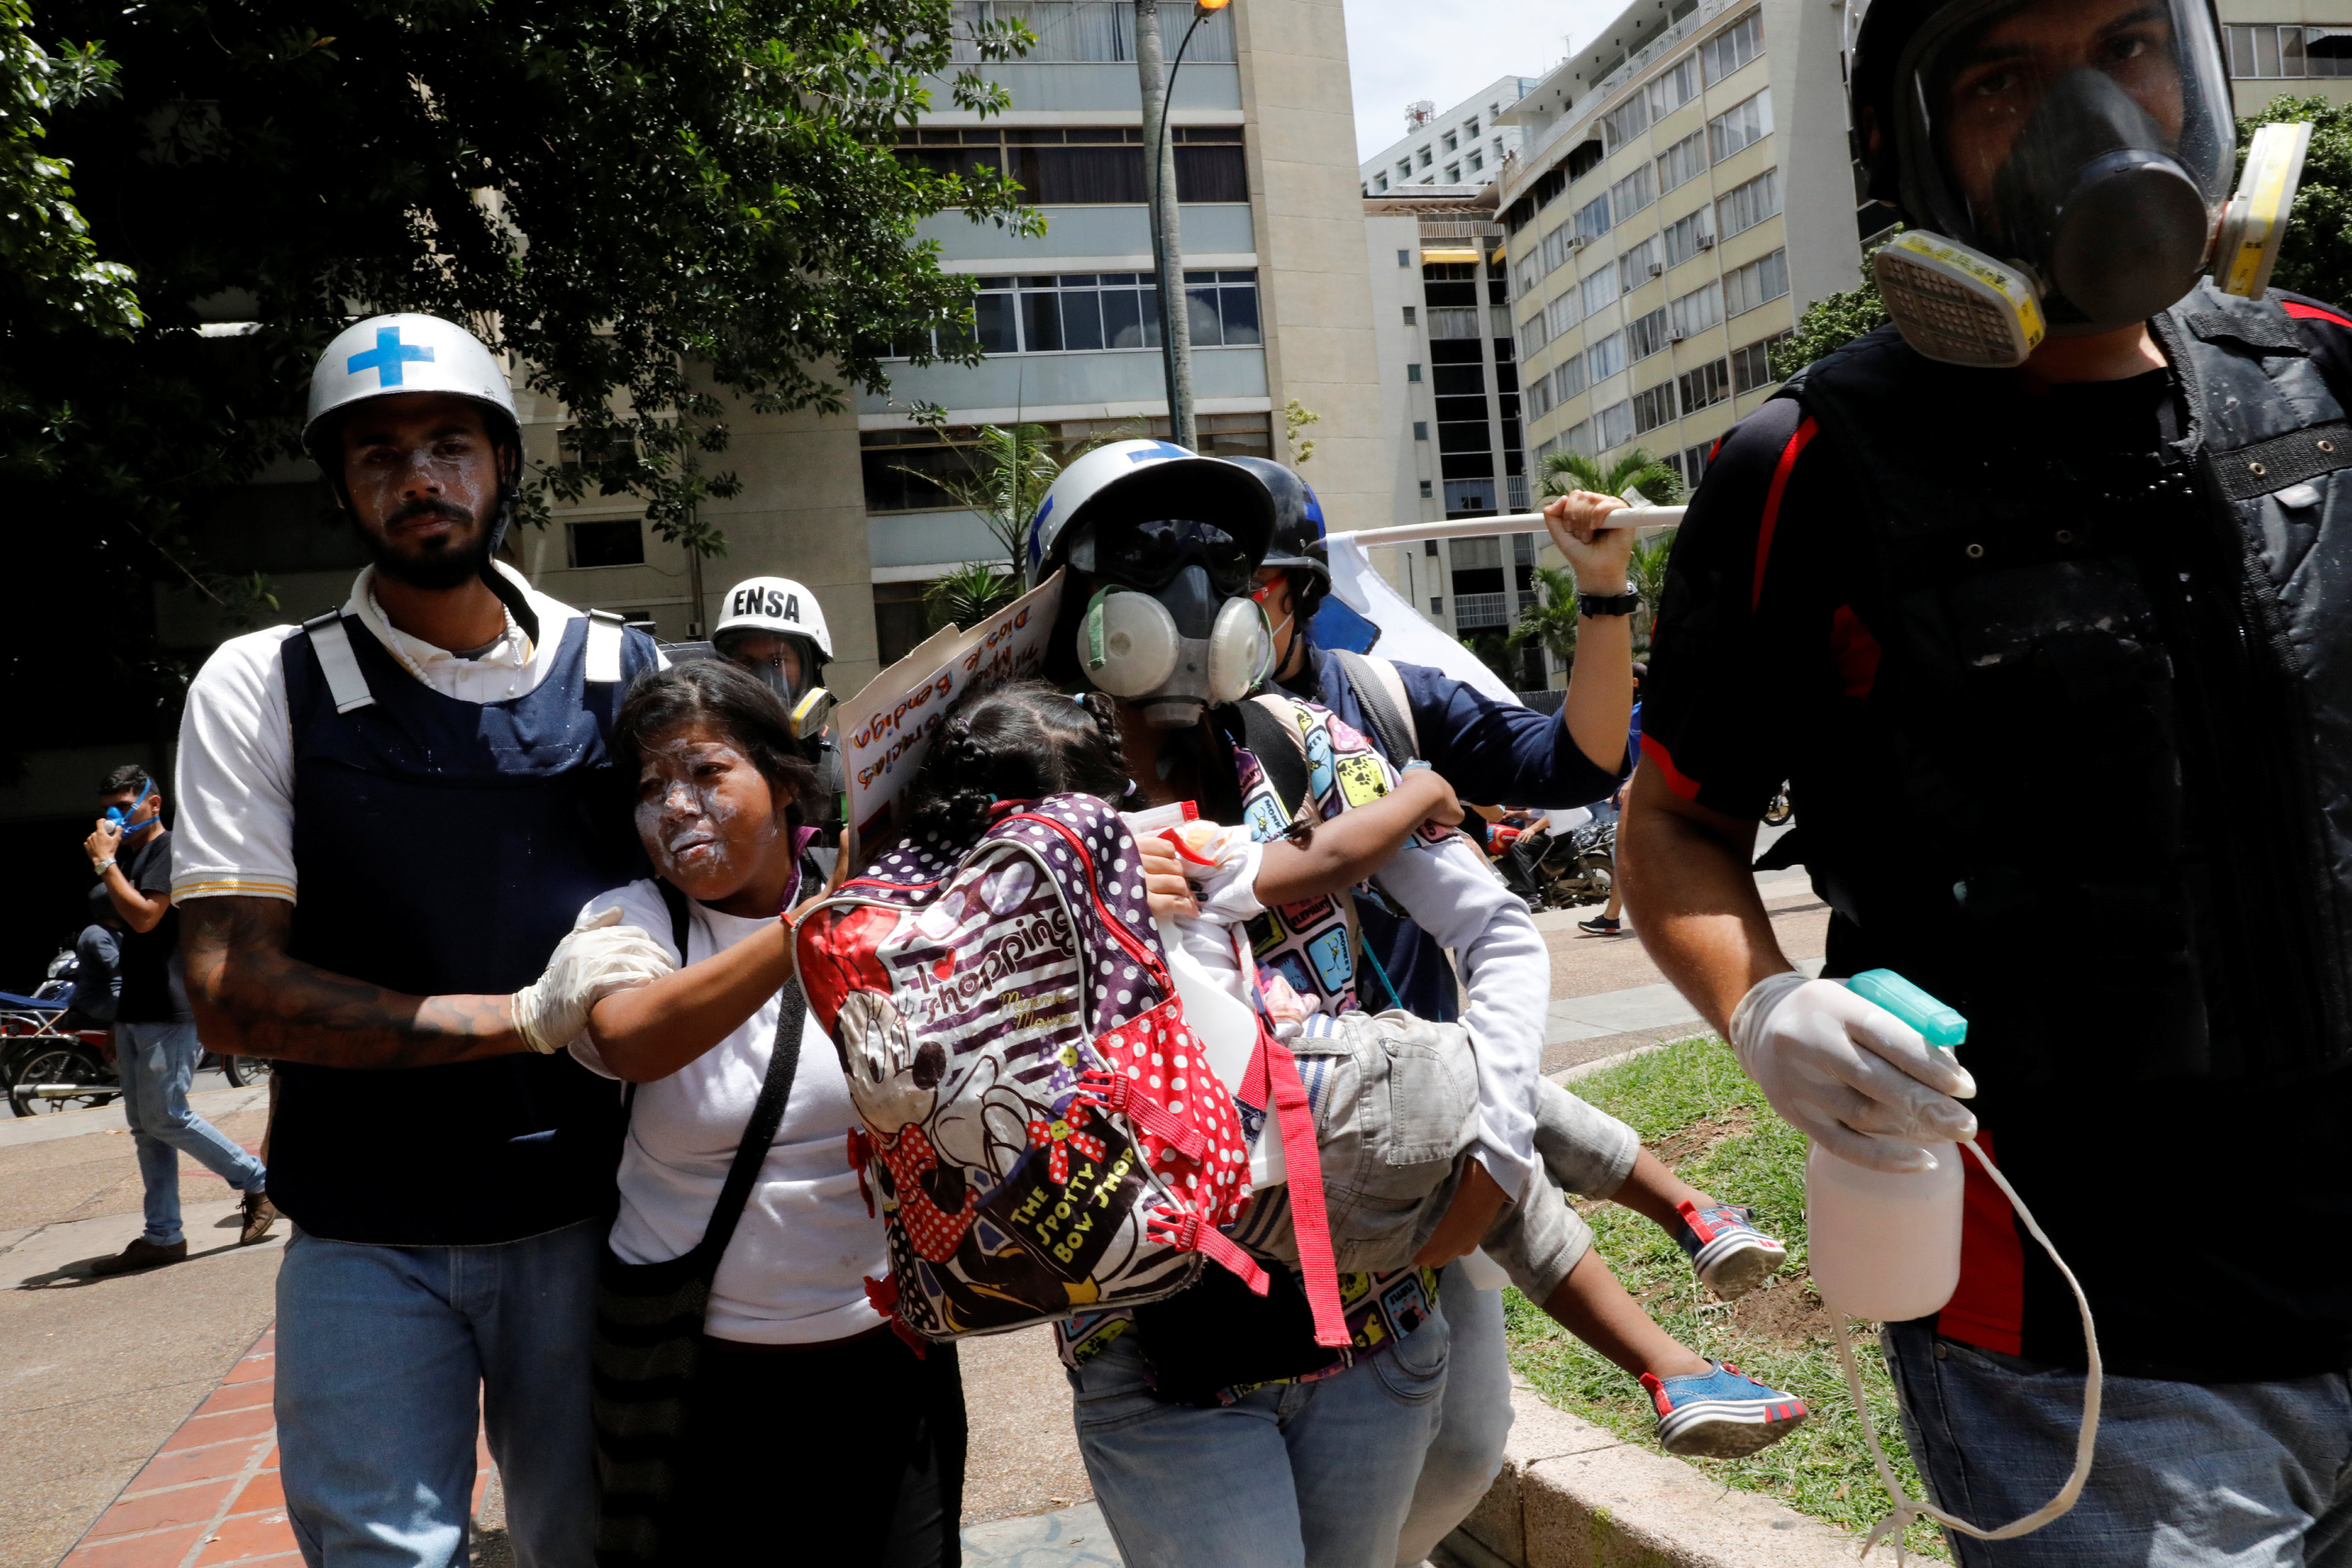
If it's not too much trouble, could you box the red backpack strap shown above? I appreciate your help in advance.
[1245,1026,1350,1348]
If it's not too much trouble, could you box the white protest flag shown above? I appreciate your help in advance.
[838,570,1066,861]
[1322,533,1521,706]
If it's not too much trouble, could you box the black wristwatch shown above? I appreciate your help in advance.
[1577,586,1640,618]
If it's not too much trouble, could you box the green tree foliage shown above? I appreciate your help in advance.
[1770,228,1898,382]
[1505,564,1584,667]
[911,423,1061,574]
[1538,446,1684,504]
[922,558,1018,633]
[2243,93,2352,307]
[1,0,136,336]
[9,0,1038,760]
[1628,527,1675,652]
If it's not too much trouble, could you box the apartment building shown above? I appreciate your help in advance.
[2218,0,2352,114]
[1495,0,1859,491]
[1363,185,1549,687]
[1359,77,1540,194]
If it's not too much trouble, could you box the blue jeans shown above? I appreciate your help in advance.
[1069,1304,1452,1568]
[276,1221,602,1568]
[1395,1267,1512,1565]
[1884,1319,2352,1567]
[114,1020,267,1246]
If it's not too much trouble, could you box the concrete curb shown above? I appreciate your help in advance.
[1439,1384,1870,1568]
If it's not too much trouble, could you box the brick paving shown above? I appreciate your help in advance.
[54,1326,493,1568]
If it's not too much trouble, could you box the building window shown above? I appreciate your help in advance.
[1540,223,1579,277]
[1468,149,1484,173]
[1671,278,1724,339]
[886,269,1261,359]
[1723,249,1789,317]
[1599,92,1651,153]
[1595,398,1634,449]
[860,413,1269,514]
[1561,418,1593,458]
[1580,264,1617,318]
[1732,331,1790,392]
[2225,24,2352,76]
[1631,380,1677,435]
[1546,292,1581,339]
[1414,421,1430,440]
[1420,480,1435,498]
[1402,305,1418,324]
[1527,375,1552,416]
[896,124,1245,204]
[566,519,644,569]
[1406,362,1423,382]
[1429,304,1482,338]
[1419,148,1433,168]
[946,2,1236,64]
[1647,53,1702,117]
[1708,89,1773,163]
[1443,132,1459,153]
[1554,353,1587,401]
[1518,311,1547,357]
[1609,164,1655,224]
[1678,356,1731,415]
[1374,173,1388,192]
[1683,441,1711,484]
[1398,248,1412,267]
[1574,192,1613,243]
[1445,163,1462,183]
[1587,331,1627,382]
[1466,117,1482,138]
[1657,130,1709,195]
[1699,9,1764,84]
[1627,306,1671,362]
[1618,235,1662,296]
[1661,204,1715,268]
[1431,597,1445,614]
[1398,160,1413,181]
[1716,168,1781,239]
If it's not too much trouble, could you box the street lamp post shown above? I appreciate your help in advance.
[1136,0,1228,451]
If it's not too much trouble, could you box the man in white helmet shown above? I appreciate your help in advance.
[171,313,668,1567]
[711,574,845,875]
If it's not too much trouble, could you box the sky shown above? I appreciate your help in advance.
[1343,0,1628,163]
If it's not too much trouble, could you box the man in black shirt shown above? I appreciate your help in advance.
[83,764,272,1273]
[1623,0,2352,1559]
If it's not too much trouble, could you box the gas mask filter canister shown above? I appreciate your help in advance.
[1080,579,1271,726]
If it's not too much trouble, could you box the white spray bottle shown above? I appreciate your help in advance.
[1803,969,1967,1323]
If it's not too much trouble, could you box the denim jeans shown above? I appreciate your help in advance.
[114,1020,267,1246]
[276,1221,602,1568]
[1394,1266,1512,1566]
[1884,1318,2352,1567]
[1070,1303,1452,1568]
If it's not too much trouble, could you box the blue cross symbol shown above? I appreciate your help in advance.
[1127,441,1192,464]
[346,326,435,388]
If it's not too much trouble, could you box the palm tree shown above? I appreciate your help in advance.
[1538,446,1685,505]
[1505,564,1585,672]
[1627,527,1677,652]
[902,423,1064,576]
[922,558,1019,634]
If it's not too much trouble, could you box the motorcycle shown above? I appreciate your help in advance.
[1487,816,1617,910]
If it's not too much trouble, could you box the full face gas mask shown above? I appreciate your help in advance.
[724,634,834,743]
[1068,517,1273,728]
[1872,0,2310,367]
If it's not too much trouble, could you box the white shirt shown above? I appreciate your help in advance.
[171,563,586,904]
[570,881,888,1345]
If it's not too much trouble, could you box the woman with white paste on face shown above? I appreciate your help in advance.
[563,660,964,1566]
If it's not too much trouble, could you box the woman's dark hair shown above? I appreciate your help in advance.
[616,661,820,825]
[900,681,1130,846]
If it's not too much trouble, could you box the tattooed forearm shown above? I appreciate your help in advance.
[182,896,528,1069]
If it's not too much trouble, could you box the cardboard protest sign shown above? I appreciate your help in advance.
[838,570,1065,862]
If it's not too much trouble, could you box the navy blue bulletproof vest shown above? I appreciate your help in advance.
[273,611,659,1246]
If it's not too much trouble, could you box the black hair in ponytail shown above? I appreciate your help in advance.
[900,681,1132,847]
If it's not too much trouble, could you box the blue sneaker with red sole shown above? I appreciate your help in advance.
[1673,1199,1789,1301]
[1640,1360,1809,1458]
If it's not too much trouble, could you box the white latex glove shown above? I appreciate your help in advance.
[1728,972,1979,1173]
[511,905,678,1055]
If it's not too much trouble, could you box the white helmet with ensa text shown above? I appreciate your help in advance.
[712,576,835,662]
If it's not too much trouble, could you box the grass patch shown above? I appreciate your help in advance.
[1504,1035,1950,1560]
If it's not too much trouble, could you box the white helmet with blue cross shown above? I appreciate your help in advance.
[1022,438,1275,590]
[302,313,519,460]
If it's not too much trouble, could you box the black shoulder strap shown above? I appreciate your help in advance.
[1333,650,1418,765]
[687,977,807,1272]
[1238,697,1311,818]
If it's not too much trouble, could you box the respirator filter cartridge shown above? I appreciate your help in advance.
[1872,231,2048,369]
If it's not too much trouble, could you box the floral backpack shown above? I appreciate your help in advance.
[796,792,1340,1343]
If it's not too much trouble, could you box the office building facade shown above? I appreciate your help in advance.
[1359,77,1540,194]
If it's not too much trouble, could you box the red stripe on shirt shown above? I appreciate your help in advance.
[1829,605,1882,699]
[1936,1130,2025,1356]
[2282,300,2352,332]
[1751,417,1818,612]
[1639,734,1702,801]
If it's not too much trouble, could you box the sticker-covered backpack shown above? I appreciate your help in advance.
[794,793,1267,1341]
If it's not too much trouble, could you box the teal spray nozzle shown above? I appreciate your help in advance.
[1845,969,1968,1049]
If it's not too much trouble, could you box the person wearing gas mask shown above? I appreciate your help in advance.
[1026,439,1550,1568]
[1232,461,1790,1566]
[171,314,668,1567]
[1621,0,2352,1559]
[710,574,844,881]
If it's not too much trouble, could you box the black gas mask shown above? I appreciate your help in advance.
[1068,517,1273,728]
[1870,0,2307,367]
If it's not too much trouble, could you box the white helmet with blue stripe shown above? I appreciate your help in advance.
[1023,438,1277,589]
[303,313,518,455]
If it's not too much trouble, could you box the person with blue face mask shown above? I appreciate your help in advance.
[81,763,274,1274]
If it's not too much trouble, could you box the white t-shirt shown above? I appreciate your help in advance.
[171,563,589,906]
[569,879,888,1346]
